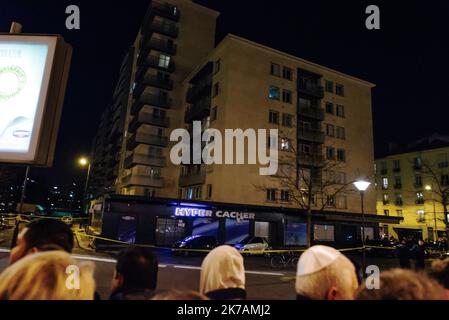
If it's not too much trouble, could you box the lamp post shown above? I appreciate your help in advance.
[78,157,91,213]
[353,180,371,269]
[425,185,438,242]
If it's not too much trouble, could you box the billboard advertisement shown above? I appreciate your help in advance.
[0,35,71,166]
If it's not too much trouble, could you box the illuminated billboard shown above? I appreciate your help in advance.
[0,35,72,166]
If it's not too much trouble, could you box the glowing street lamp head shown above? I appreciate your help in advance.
[78,157,89,166]
[353,180,371,192]
[425,185,432,191]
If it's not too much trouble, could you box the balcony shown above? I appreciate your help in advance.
[134,74,173,92]
[394,184,402,189]
[298,106,324,121]
[186,76,213,104]
[140,37,177,56]
[136,56,175,80]
[298,127,325,144]
[127,132,168,150]
[383,200,390,205]
[179,168,207,187]
[298,81,324,99]
[393,167,401,173]
[131,93,171,115]
[415,199,425,205]
[124,153,166,169]
[414,183,423,188]
[129,113,170,133]
[122,174,164,188]
[185,99,211,123]
[380,169,388,175]
[147,1,180,21]
[413,165,422,171]
[298,152,324,167]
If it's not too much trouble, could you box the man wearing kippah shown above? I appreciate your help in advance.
[295,245,359,300]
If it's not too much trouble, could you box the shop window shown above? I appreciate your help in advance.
[361,227,374,241]
[225,220,250,244]
[313,224,335,242]
[255,222,270,239]
[192,218,219,238]
[285,223,307,246]
[155,218,186,246]
[117,215,137,244]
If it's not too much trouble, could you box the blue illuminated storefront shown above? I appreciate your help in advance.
[89,195,402,249]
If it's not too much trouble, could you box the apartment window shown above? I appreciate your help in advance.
[268,86,280,100]
[282,90,292,104]
[394,176,402,188]
[300,143,312,154]
[213,82,220,97]
[282,113,293,127]
[327,195,336,207]
[380,161,387,174]
[206,184,212,199]
[326,124,335,137]
[282,67,293,80]
[415,175,423,187]
[268,110,279,124]
[382,177,389,190]
[337,196,347,209]
[438,153,448,168]
[336,127,346,139]
[336,105,345,118]
[325,102,334,114]
[383,194,389,205]
[281,138,290,151]
[211,106,218,121]
[413,157,423,170]
[393,160,401,172]
[337,149,346,162]
[280,190,290,202]
[326,147,335,160]
[336,83,345,96]
[395,194,403,206]
[384,210,390,216]
[270,63,281,76]
[417,210,426,223]
[158,54,171,69]
[267,189,276,201]
[396,210,403,217]
[214,59,221,74]
[441,174,449,186]
[416,192,424,204]
[325,80,334,93]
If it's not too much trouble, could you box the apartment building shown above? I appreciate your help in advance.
[375,134,449,241]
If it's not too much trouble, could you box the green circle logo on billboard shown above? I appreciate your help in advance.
[0,65,27,103]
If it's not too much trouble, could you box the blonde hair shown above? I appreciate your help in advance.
[0,251,95,300]
[296,255,357,300]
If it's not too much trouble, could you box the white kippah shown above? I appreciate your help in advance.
[296,245,342,277]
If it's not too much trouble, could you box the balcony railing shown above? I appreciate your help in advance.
[127,132,168,150]
[179,168,207,187]
[129,113,170,133]
[124,153,166,169]
[186,76,213,104]
[122,174,164,188]
[298,152,324,167]
[393,167,401,173]
[298,106,324,121]
[298,127,325,144]
[298,81,324,99]
[415,199,425,205]
[140,37,177,55]
[140,74,173,90]
[394,184,402,189]
[149,1,180,21]
[185,99,211,123]
[131,93,172,115]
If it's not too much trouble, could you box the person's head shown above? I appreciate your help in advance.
[295,245,358,300]
[9,218,74,265]
[111,247,159,294]
[152,290,209,300]
[199,245,245,295]
[0,251,95,300]
[356,269,445,300]
[418,239,424,246]
[429,258,449,297]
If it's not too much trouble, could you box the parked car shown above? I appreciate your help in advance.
[172,235,217,256]
[234,236,270,255]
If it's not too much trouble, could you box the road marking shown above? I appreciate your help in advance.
[173,265,201,270]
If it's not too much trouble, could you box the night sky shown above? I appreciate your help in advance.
[1,0,448,189]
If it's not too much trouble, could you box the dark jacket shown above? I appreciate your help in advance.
[109,288,155,300]
[412,244,426,269]
[206,288,247,300]
[395,243,411,268]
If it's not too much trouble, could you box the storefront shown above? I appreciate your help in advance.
[89,195,402,249]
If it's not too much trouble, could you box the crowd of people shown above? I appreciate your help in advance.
[0,218,449,300]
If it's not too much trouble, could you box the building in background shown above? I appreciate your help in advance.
[375,134,449,241]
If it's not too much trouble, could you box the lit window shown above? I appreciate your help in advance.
[382,177,389,189]
[281,138,290,151]
[158,54,171,69]
[268,86,280,100]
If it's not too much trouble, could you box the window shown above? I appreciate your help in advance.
[393,160,401,172]
[282,113,293,127]
[395,194,403,206]
[416,192,424,204]
[441,174,449,186]
[336,83,345,96]
[213,82,220,97]
[383,194,389,205]
[336,105,345,117]
[282,90,292,103]
[325,102,334,114]
[337,196,347,209]
[326,147,335,160]
[337,149,346,162]
[300,143,311,154]
[413,157,422,170]
[394,176,402,188]
[270,63,280,76]
[384,210,390,216]
[206,184,212,199]
[327,195,336,207]
[282,67,293,80]
[268,86,280,100]
[396,210,403,217]
[314,225,335,242]
[281,138,290,151]
[214,59,221,74]
[415,175,423,187]
[211,106,218,121]
[269,111,279,124]
[336,127,346,139]
[417,210,426,223]
[438,153,448,168]
[281,190,290,202]
[325,80,334,93]
[326,124,335,137]
[267,189,276,201]
[382,177,389,190]
[158,54,171,69]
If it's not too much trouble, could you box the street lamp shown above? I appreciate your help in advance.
[425,185,438,243]
[353,180,371,269]
[78,157,91,207]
